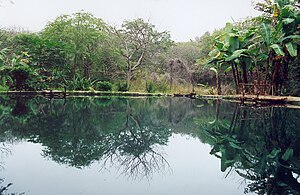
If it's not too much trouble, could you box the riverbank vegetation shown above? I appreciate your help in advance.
[0,0,299,96]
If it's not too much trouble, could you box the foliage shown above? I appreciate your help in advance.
[11,33,67,88]
[95,81,112,91]
[115,81,129,92]
[64,75,96,91]
[0,54,45,90]
[202,0,300,96]
[0,3,299,95]
[41,11,112,79]
[146,81,156,93]
[113,18,173,88]
[199,102,300,194]
[154,80,169,93]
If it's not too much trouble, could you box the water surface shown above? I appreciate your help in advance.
[0,96,299,194]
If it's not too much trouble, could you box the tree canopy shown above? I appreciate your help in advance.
[0,1,299,96]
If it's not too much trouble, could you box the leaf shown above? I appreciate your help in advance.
[281,5,295,18]
[285,42,297,57]
[270,44,285,56]
[224,66,232,73]
[225,49,247,61]
[281,35,300,42]
[208,49,220,58]
[268,148,280,159]
[282,18,295,25]
[208,118,217,124]
[228,36,240,53]
[209,67,218,74]
[282,148,293,161]
[214,40,224,50]
[261,23,270,46]
[221,152,227,172]
[229,141,242,149]
[258,53,269,61]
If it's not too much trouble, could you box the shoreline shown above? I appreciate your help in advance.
[1,90,300,107]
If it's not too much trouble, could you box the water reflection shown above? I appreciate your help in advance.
[201,101,300,194]
[0,95,300,194]
[0,96,204,181]
[0,140,13,194]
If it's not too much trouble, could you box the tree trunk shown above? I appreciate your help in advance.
[241,61,248,93]
[232,62,239,94]
[83,63,90,78]
[265,51,273,94]
[215,100,220,120]
[170,63,173,91]
[216,72,221,95]
[72,63,77,78]
[235,63,241,85]
[126,70,131,90]
[256,61,261,84]
[241,61,248,84]
[255,60,261,94]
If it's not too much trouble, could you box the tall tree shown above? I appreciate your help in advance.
[113,18,172,89]
[255,0,300,95]
[41,12,111,79]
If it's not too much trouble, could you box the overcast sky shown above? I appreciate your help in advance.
[0,0,261,42]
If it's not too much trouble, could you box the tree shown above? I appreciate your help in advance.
[164,42,201,91]
[113,18,172,89]
[41,12,112,79]
[256,0,300,95]
[11,33,67,88]
[0,52,44,90]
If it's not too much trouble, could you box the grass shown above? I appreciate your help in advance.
[129,79,215,95]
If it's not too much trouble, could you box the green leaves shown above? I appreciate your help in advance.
[281,34,300,41]
[282,148,294,161]
[261,23,271,46]
[42,11,111,79]
[270,42,298,57]
[282,18,295,25]
[268,148,281,159]
[225,49,248,61]
[228,36,240,53]
[285,42,297,57]
[270,44,285,56]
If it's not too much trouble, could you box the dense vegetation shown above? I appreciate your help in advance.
[0,0,299,95]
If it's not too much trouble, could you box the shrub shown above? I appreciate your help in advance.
[155,82,169,93]
[96,81,112,91]
[0,64,43,91]
[146,81,155,93]
[64,75,96,91]
[116,82,129,92]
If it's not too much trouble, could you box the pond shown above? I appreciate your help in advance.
[0,96,299,195]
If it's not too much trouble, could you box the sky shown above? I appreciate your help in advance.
[0,0,261,42]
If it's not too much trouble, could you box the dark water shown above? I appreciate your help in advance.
[0,96,299,195]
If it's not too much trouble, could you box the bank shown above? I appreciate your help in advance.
[1,90,300,107]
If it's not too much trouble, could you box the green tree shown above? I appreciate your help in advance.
[41,12,112,80]
[11,33,67,88]
[256,0,300,95]
[113,18,172,89]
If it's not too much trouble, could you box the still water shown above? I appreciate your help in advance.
[0,96,299,195]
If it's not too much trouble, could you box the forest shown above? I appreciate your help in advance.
[0,0,299,96]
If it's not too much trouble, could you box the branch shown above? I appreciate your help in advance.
[132,51,145,71]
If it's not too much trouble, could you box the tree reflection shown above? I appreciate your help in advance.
[98,100,171,179]
[1,96,207,180]
[201,102,300,194]
[0,139,14,194]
